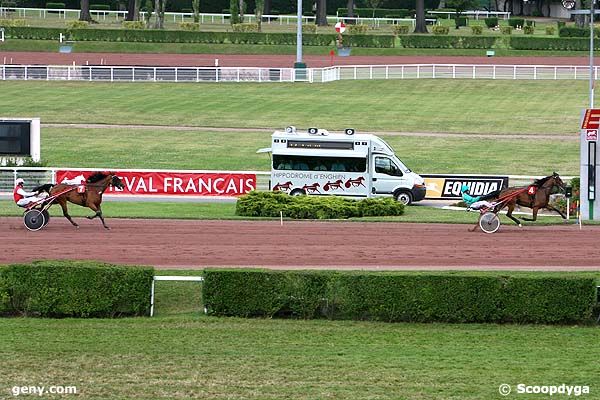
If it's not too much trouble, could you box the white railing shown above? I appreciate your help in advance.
[0,64,306,82]
[428,10,511,20]
[0,64,597,83]
[0,6,425,25]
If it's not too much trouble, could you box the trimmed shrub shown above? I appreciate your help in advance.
[2,27,391,47]
[122,20,145,29]
[509,36,600,51]
[0,19,27,27]
[232,23,259,32]
[235,191,404,219]
[178,21,199,31]
[4,26,63,40]
[525,19,535,27]
[559,26,600,38]
[66,20,88,29]
[202,270,598,324]
[471,25,483,35]
[484,16,498,28]
[392,24,410,35]
[400,34,495,49]
[432,25,450,35]
[203,269,331,318]
[508,17,524,28]
[343,34,395,47]
[46,2,65,8]
[0,261,153,318]
[501,26,512,35]
[347,24,368,34]
[557,20,566,30]
[523,25,534,35]
[546,26,555,36]
[302,24,316,33]
[455,16,467,27]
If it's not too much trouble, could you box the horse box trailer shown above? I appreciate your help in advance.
[257,126,426,205]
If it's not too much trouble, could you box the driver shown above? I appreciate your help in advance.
[461,184,494,210]
[13,178,48,208]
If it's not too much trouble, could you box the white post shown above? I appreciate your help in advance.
[149,279,155,316]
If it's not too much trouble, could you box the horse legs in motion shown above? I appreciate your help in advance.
[505,202,523,227]
[86,203,110,230]
[56,197,79,228]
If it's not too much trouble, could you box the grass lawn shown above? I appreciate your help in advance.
[1,274,599,400]
[33,127,579,175]
[0,80,587,135]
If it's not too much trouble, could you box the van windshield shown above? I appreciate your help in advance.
[380,138,412,173]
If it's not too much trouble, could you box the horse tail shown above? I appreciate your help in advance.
[33,183,54,195]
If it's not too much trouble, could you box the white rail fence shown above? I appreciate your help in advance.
[0,64,597,83]
[0,6,428,25]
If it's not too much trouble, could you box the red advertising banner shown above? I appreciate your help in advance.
[55,170,256,197]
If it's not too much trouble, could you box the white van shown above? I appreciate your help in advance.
[257,126,426,205]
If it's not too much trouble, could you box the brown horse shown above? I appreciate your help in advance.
[41,172,124,229]
[497,172,566,226]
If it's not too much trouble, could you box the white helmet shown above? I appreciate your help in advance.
[15,178,24,185]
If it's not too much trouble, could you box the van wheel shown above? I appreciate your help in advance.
[290,189,306,196]
[395,191,412,205]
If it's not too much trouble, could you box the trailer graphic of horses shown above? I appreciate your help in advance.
[273,181,293,192]
[345,177,365,188]
[302,183,321,194]
[323,180,344,192]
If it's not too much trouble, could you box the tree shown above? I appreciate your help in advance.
[446,0,478,28]
[367,0,381,19]
[346,0,354,17]
[192,0,200,23]
[126,0,141,21]
[238,0,244,22]
[414,0,427,33]
[316,0,327,26]
[255,0,264,31]
[153,0,166,28]
[79,0,92,21]
[229,0,239,24]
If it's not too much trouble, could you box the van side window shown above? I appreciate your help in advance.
[375,157,403,177]
[273,155,366,172]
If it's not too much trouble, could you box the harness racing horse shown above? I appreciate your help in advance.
[38,172,124,229]
[497,172,566,226]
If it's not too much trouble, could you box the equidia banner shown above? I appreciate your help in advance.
[55,170,256,197]
[423,175,509,200]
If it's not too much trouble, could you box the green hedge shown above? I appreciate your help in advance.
[3,26,63,40]
[235,191,404,219]
[400,35,496,49]
[510,36,600,51]
[0,260,153,317]
[2,27,395,47]
[202,270,598,324]
[558,26,599,38]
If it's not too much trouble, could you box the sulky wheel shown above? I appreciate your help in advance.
[23,209,46,231]
[42,210,50,227]
[479,212,500,234]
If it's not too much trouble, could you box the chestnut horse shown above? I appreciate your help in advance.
[39,172,124,229]
[497,172,566,226]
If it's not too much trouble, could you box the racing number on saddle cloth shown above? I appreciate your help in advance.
[527,186,537,195]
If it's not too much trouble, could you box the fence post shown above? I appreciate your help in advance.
[493,65,496,80]
[513,65,516,80]
[453,65,456,79]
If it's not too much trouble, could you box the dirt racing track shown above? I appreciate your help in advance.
[1,217,599,270]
